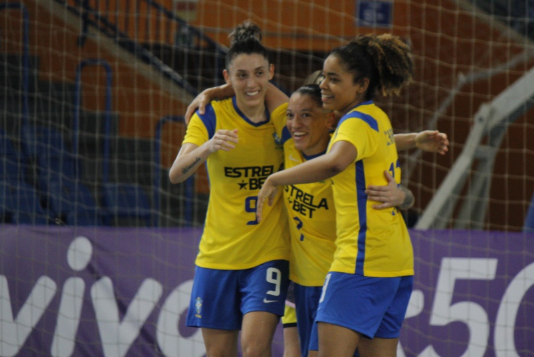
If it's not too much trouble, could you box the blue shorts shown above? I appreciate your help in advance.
[315,272,413,340]
[293,283,322,356]
[186,260,289,330]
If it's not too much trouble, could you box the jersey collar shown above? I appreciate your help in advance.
[232,97,270,127]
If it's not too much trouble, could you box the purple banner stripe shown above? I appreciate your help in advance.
[0,226,533,356]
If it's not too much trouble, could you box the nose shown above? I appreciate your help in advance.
[246,76,258,88]
[293,115,304,127]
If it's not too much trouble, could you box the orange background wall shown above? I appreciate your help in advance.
[2,0,533,228]
[403,1,534,229]
[183,0,534,229]
[63,0,409,50]
[1,0,188,169]
[185,0,409,50]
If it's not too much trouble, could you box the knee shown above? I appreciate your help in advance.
[205,349,237,357]
[204,342,238,357]
[241,341,270,357]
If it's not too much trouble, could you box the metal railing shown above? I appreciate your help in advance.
[55,0,228,95]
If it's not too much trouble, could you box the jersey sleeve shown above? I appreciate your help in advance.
[331,111,380,161]
[182,104,216,146]
[270,102,289,137]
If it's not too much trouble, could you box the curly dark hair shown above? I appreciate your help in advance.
[329,34,414,100]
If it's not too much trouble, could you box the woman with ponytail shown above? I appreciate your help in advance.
[170,21,290,356]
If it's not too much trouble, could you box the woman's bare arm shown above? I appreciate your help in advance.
[184,83,235,124]
[394,130,449,154]
[169,129,238,184]
[184,82,289,124]
[256,140,357,221]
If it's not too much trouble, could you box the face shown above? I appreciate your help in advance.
[223,53,274,109]
[286,92,334,156]
[320,54,368,115]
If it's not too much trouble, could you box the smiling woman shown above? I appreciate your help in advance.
[285,85,336,156]
[168,20,291,356]
[221,23,275,121]
[257,34,417,357]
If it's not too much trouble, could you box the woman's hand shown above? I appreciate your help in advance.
[415,130,449,155]
[366,171,407,209]
[208,129,239,153]
[184,92,210,125]
[184,83,235,124]
[256,177,279,222]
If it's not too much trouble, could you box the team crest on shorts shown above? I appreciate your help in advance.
[195,297,203,318]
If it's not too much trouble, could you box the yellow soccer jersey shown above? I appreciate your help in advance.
[183,97,290,270]
[328,101,414,277]
[282,131,336,286]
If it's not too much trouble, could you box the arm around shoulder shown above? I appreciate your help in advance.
[265,82,289,114]
[268,140,356,187]
[184,83,235,125]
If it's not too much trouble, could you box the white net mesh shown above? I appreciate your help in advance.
[2,0,533,229]
[1,0,534,356]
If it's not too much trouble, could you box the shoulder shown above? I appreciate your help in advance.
[269,102,288,140]
[192,101,222,139]
[270,102,288,125]
[197,97,236,136]
[339,102,387,133]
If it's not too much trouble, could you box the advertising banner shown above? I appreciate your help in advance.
[0,226,532,356]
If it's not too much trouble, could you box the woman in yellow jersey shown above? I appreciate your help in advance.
[185,80,447,357]
[189,78,447,357]
[280,83,431,357]
[257,34,417,357]
[169,21,290,357]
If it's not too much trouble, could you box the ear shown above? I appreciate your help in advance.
[358,78,370,94]
[223,69,231,84]
[268,63,275,80]
[326,111,338,130]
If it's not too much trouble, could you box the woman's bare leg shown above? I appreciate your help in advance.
[358,337,399,357]
[201,327,239,357]
[283,326,301,357]
[241,311,280,357]
[317,322,360,357]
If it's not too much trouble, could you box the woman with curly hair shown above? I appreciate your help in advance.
[257,34,417,357]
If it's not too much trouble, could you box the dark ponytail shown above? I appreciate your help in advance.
[226,20,270,68]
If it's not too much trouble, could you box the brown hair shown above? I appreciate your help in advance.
[329,34,414,100]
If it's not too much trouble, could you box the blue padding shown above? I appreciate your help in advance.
[102,183,152,226]
[524,192,534,233]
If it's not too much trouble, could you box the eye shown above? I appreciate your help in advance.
[286,112,294,119]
